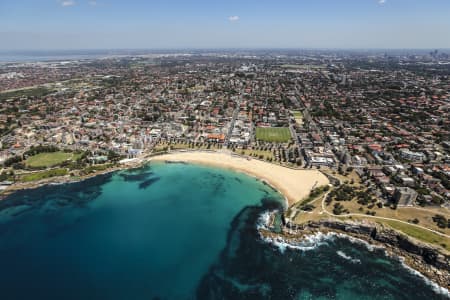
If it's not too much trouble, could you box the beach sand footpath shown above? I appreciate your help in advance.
[151,152,329,206]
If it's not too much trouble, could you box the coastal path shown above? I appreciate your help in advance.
[320,191,450,239]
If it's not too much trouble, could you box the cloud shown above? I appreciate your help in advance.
[378,0,386,4]
[228,16,240,22]
[88,1,97,6]
[60,0,76,7]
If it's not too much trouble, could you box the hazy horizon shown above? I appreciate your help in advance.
[2,47,450,52]
[1,0,450,50]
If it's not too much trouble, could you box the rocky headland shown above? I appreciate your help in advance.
[259,217,450,290]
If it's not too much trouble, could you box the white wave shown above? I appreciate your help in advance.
[398,258,450,298]
[256,212,450,297]
[334,233,385,252]
[332,234,449,297]
[336,250,361,264]
[256,211,273,230]
[257,210,336,253]
[48,182,64,186]
[335,234,449,297]
[260,231,336,254]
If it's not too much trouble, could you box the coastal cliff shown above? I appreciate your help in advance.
[262,218,450,290]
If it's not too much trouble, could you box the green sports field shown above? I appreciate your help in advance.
[26,151,81,168]
[255,127,291,143]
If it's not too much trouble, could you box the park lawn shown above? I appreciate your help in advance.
[383,220,450,251]
[80,163,114,175]
[293,199,450,251]
[241,149,274,160]
[337,200,450,235]
[21,168,68,182]
[26,151,81,168]
[256,127,291,143]
[292,111,303,118]
[334,214,450,251]
[153,142,222,152]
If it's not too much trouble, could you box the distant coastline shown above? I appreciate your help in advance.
[0,49,145,63]
[2,48,449,63]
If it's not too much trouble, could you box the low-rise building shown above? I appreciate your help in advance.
[393,187,418,206]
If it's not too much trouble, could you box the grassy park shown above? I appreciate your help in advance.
[383,220,450,250]
[26,151,81,168]
[255,127,291,143]
[240,149,275,161]
[20,168,68,182]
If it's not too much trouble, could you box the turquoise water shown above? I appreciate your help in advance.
[0,163,447,299]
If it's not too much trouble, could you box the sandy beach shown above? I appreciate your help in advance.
[151,151,329,206]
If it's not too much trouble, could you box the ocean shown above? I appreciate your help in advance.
[0,50,137,63]
[0,162,447,299]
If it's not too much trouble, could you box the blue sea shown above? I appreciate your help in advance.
[0,50,132,62]
[0,162,447,299]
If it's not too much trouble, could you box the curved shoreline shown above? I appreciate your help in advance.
[150,151,329,206]
[1,151,448,293]
[1,151,327,207]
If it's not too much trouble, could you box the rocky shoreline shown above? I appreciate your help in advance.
[259,217,450,291]
[0,160,146,200]
[2,157,448,291]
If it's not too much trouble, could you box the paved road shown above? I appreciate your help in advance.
[224,92,242,147]
[289,124,298,146]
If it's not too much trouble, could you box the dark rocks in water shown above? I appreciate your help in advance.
[11,206,33,217]
[281,214,287,226]
[318,220,449,269]
[138,177,160,189]
[197,200,296,299]
[0,173,113,214]
[260,197,283,210]
[258,188,269,196]
[301,220,450,289]
[196,205,267,299]
[197,206,345,299]
[119,172,154,182]
[370,227,377,239]
[198,205,450,299]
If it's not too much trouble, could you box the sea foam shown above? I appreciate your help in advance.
[335,233,450,297]
[256,211,450,298]
[260,231,336,253]
[336,250,361,264]
[398,258,450,298]
[257,211,336,253]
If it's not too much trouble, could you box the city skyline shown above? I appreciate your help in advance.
[1,0,450,50]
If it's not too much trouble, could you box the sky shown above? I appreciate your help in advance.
[1,0,450,50]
